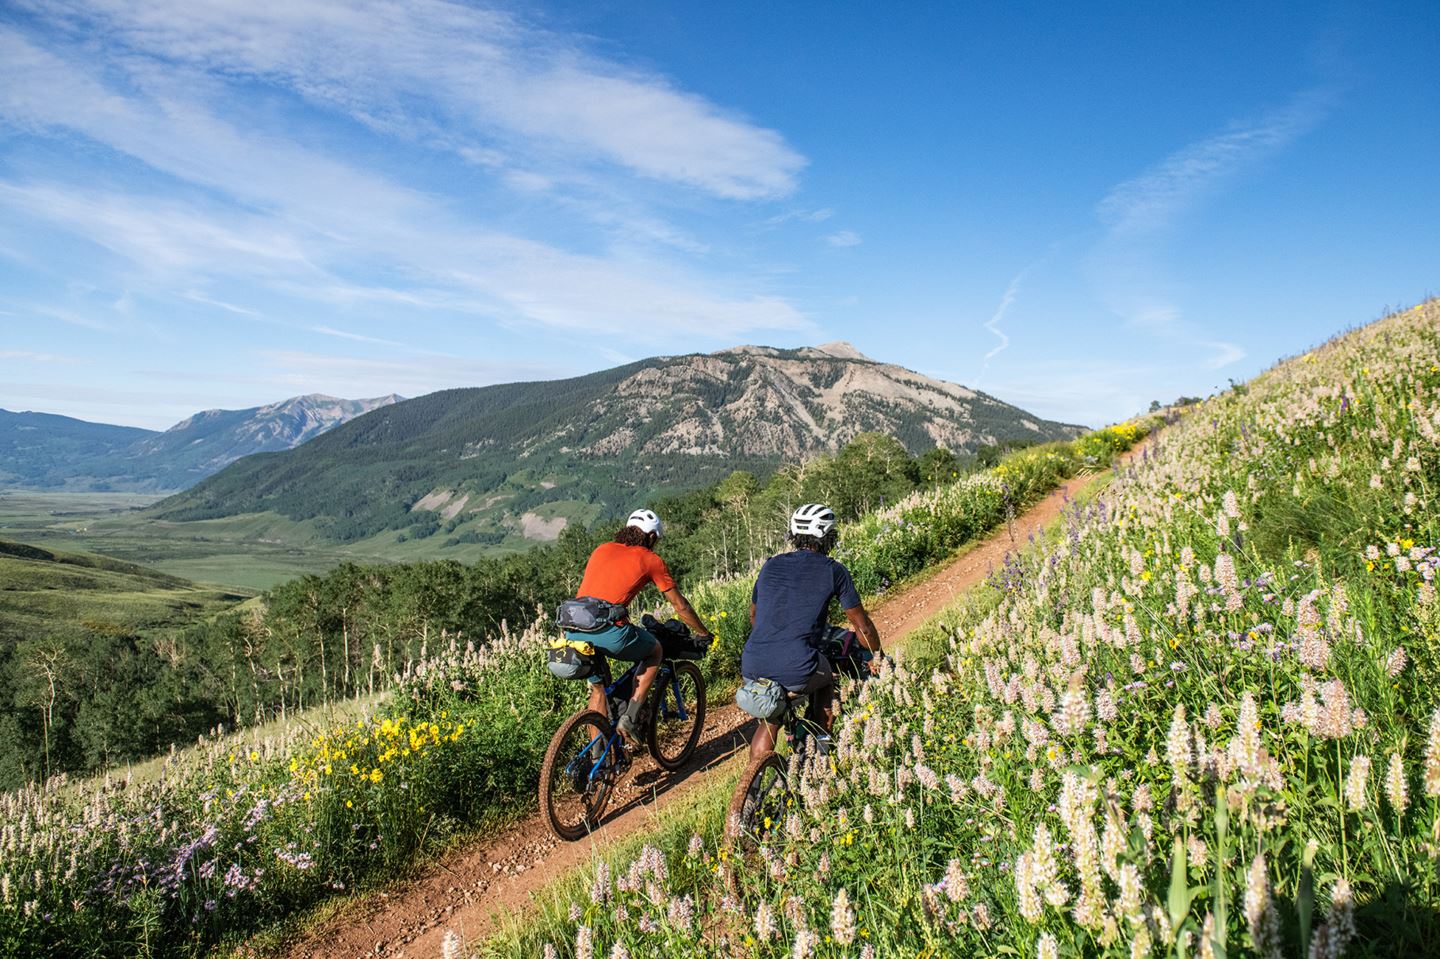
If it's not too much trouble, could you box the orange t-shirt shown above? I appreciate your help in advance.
[576,542,675,606]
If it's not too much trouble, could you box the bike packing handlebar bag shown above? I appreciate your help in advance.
[555,596,629,632]
[736,677,787,722]
[822,625,873,679]
[640,614,711,661]
[547,637,599,681]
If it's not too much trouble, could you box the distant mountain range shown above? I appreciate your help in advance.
[153,343,1084,544]
[0,394,402,492]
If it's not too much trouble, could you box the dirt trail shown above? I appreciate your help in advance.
[273,446,1148,959]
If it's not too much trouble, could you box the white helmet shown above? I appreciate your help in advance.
[627,508,664,539]
[789,503,837,538]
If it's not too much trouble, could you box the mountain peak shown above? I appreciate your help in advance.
[812,340,870,361]
[713,341,874,362]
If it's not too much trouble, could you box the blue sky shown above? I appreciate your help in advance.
[0,0,1435,431]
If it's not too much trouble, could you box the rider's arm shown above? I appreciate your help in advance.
[662,587,712,638]
[750,602,757,626]
[843,604,882,653]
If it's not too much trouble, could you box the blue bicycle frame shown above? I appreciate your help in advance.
[568,659,691,787]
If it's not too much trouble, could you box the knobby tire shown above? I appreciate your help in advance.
[725,751,789,851]
[647,661,706,771]
[540,709,618,842]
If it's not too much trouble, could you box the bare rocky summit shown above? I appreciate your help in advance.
[537,343,1079,460]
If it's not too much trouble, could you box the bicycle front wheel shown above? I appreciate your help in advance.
[726,752,790,850]
[540,709,619,841]
[648,661,706,770]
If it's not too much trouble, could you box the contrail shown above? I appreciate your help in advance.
[983,272,1023,364]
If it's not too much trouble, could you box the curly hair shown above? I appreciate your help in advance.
[615,525,659,549]
[791,531,836,554]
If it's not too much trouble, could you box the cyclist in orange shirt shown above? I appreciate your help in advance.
[569,509,711,743]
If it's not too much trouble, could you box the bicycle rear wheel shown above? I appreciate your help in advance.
[726,752,790,850]
[648,661,706,770]
[540,709,619,841]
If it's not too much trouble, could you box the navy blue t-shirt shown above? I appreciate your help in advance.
[742,549,862,689]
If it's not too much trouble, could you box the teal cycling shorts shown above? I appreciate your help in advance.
[565,622,659,684]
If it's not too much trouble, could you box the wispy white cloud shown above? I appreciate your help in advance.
[27,303,113,332]
[178,291,262,317]
[764,207,834,227]
[23,0,805,200]
[311,325,410,350]
[1097,91,1328,240]
[1087,89,1330,370]
[825,230,862,248]
[0,349,82,364]
[257,348,562,399]
[0,182,317,279]
[0,13,812,347]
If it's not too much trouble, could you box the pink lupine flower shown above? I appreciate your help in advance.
[1425,709,1440,798]
[830,888,857,945]
[1308,878,1356,959]
[1385,752,1409,816]
[1229,693,1265,780]
[1344,755,1371,811]
[754,900,776,941]
[1315,680,1355,739]
[1166,704,1192,789]
[1387,647,1409,678]
[1244,854,1281,959]
[1014,852,1042,921]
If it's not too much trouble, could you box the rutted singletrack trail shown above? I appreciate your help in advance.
[272,447,1149,959]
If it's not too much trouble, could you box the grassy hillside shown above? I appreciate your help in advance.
[0,539,249,788]
[492,299,1440,959]
[0,539,246,639]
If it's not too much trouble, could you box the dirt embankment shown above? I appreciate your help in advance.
[271,444,1151,959]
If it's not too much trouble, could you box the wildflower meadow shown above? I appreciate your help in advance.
[490,300,1440,959]
[0,407,1150,956]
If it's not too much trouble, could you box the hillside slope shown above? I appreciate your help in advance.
[154,343,1082,543]
[0,410,154,489]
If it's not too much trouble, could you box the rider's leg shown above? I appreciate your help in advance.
[601,625,661,743]
[626,641,663,716]
[801,660,836,736]
[587,678,608,716]
[749,720,781,762]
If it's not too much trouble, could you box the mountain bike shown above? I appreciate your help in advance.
[540,626,707,841]
[725,629,874,850]
[724,688,831,850]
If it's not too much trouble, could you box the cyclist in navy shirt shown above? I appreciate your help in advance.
[742,503,883,760]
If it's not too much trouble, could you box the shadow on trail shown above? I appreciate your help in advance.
[595,711,759,828]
